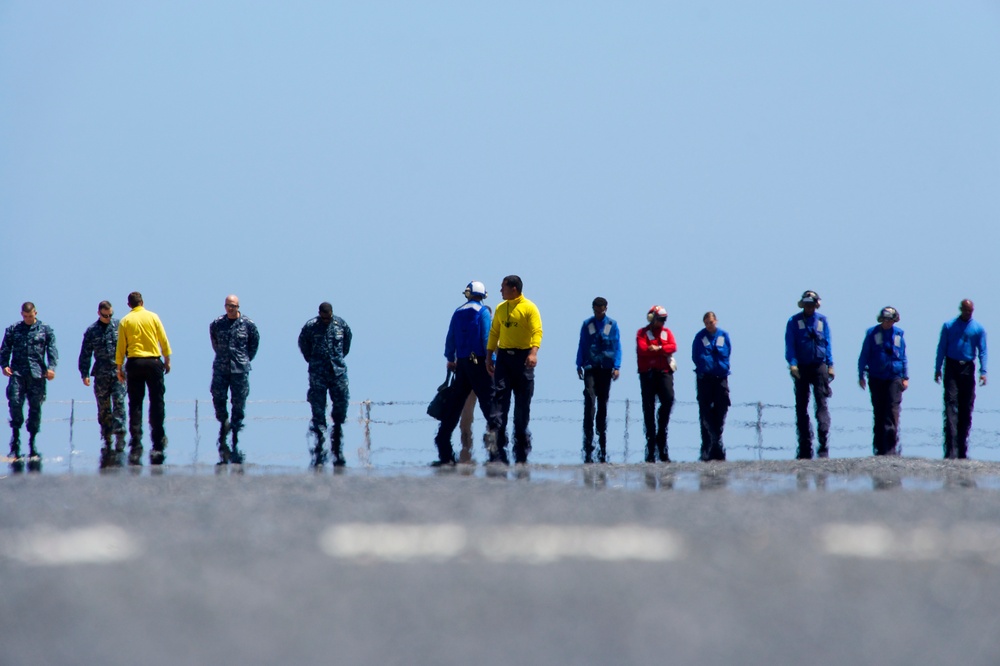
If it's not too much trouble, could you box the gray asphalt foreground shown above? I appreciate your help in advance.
[2,458,1000,665]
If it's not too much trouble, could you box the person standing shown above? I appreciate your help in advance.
[637,306,677,463]
[858,307,908,456]
[692,311,731,462]
[209,294,260,464]
[934,299,987,459]
[575,296,621,463]
[432,281,495,466]
[785,290,834,459]
[78,300,126,466]
[485,275,543,465]
[1,302,58,471]
[115,292,172,466]
[298,302,352,466]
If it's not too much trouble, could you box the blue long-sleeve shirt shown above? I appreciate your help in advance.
[79,318,119,378]
[0,321,58,379]
[692,327,731,377]
[575,315,621,370]
[858,325,907,381]
[210,314,260,374]
[935,317,987,375]
[785,312,833,368]
[444,301,491,361]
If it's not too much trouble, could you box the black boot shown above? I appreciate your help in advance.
[8,429,20,460]
[432,435,456,467]
[583,432,595,464]
[311,428,328,467]
[150,437,166,466]
[331,424,346,467]
[230,429,244,464]
[597,432,607,464]
[645,437,656,463]
[128,440,144,466]
[26,433,42,472]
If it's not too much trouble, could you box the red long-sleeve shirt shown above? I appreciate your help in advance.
[636,326,677,373]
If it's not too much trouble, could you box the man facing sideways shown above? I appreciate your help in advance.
[79,300,127,466]
[116,292,172,466]
[432,280,496,466]
[210,294,260,465]
[485,275,543,465]
[935,299,987,459]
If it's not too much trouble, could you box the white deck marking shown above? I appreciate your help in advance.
[820,522,1000,563]
[0,524,141,565]
[320,523,683,563]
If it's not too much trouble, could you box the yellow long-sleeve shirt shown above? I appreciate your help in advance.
[115,306,172,365]
[487,295,543,351]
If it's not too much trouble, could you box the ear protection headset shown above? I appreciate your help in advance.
[647,305,667,323]
[878,306,900,323]
[797,290,821,308]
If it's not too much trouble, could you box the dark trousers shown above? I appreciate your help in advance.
[125,357,166,449]
[435,358,495,461]
[582,368,613,448]
[793,362,831,458]
[639,369,674,461]
[869,376,903,456]
[943,358,976,459]
[308,370,350,431]
[93,373,126,441]
[211,372,251,432]
[697,374,730,461]
[7,374,46,435]
[491,349,534,462]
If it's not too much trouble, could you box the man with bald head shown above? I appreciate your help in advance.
[935,299,988,459]
[210,294,260,464]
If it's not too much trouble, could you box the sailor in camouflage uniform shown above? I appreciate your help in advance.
[1,302,58,470]
[298,302,352,466]
[78,300,127,466]
[209,294,260,464]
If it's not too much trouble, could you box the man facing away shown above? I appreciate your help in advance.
[115,291,172,466]
[210,294,260,465]
[79,300,127,467]
[785,290,834,459]
[485,275,543,465]
[575,296,621,463]
[858,306,908,456]
[1,302,57,471]
[298,302,352,467]
[934,299,987,459]
[432,280,496,466]
[636,305,677,463]
[692,311,731,462]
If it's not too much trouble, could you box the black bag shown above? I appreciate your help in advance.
[427,370,455,421]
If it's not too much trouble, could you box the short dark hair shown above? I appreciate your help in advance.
[98,301,113,312]
[592,297,608,308]
[127,292,143,308]
[318,302,333,316]
[503,275,523,294]
[21,302,35,313]
[703,311,716,322]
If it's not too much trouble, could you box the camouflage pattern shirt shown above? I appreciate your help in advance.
[210,314,260,374]
[298,316,352,376]
[79,318,120,378]
[0,320,58,379]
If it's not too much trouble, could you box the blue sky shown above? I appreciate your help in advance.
[2,1,999,450]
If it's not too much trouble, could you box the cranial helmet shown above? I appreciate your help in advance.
[463,281,487,299]
[878,306,900,323]
[798,290,821,308]
[647,305,668,323]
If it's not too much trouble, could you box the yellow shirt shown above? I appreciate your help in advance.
[115,306,172,364]
[487,295,543,351]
